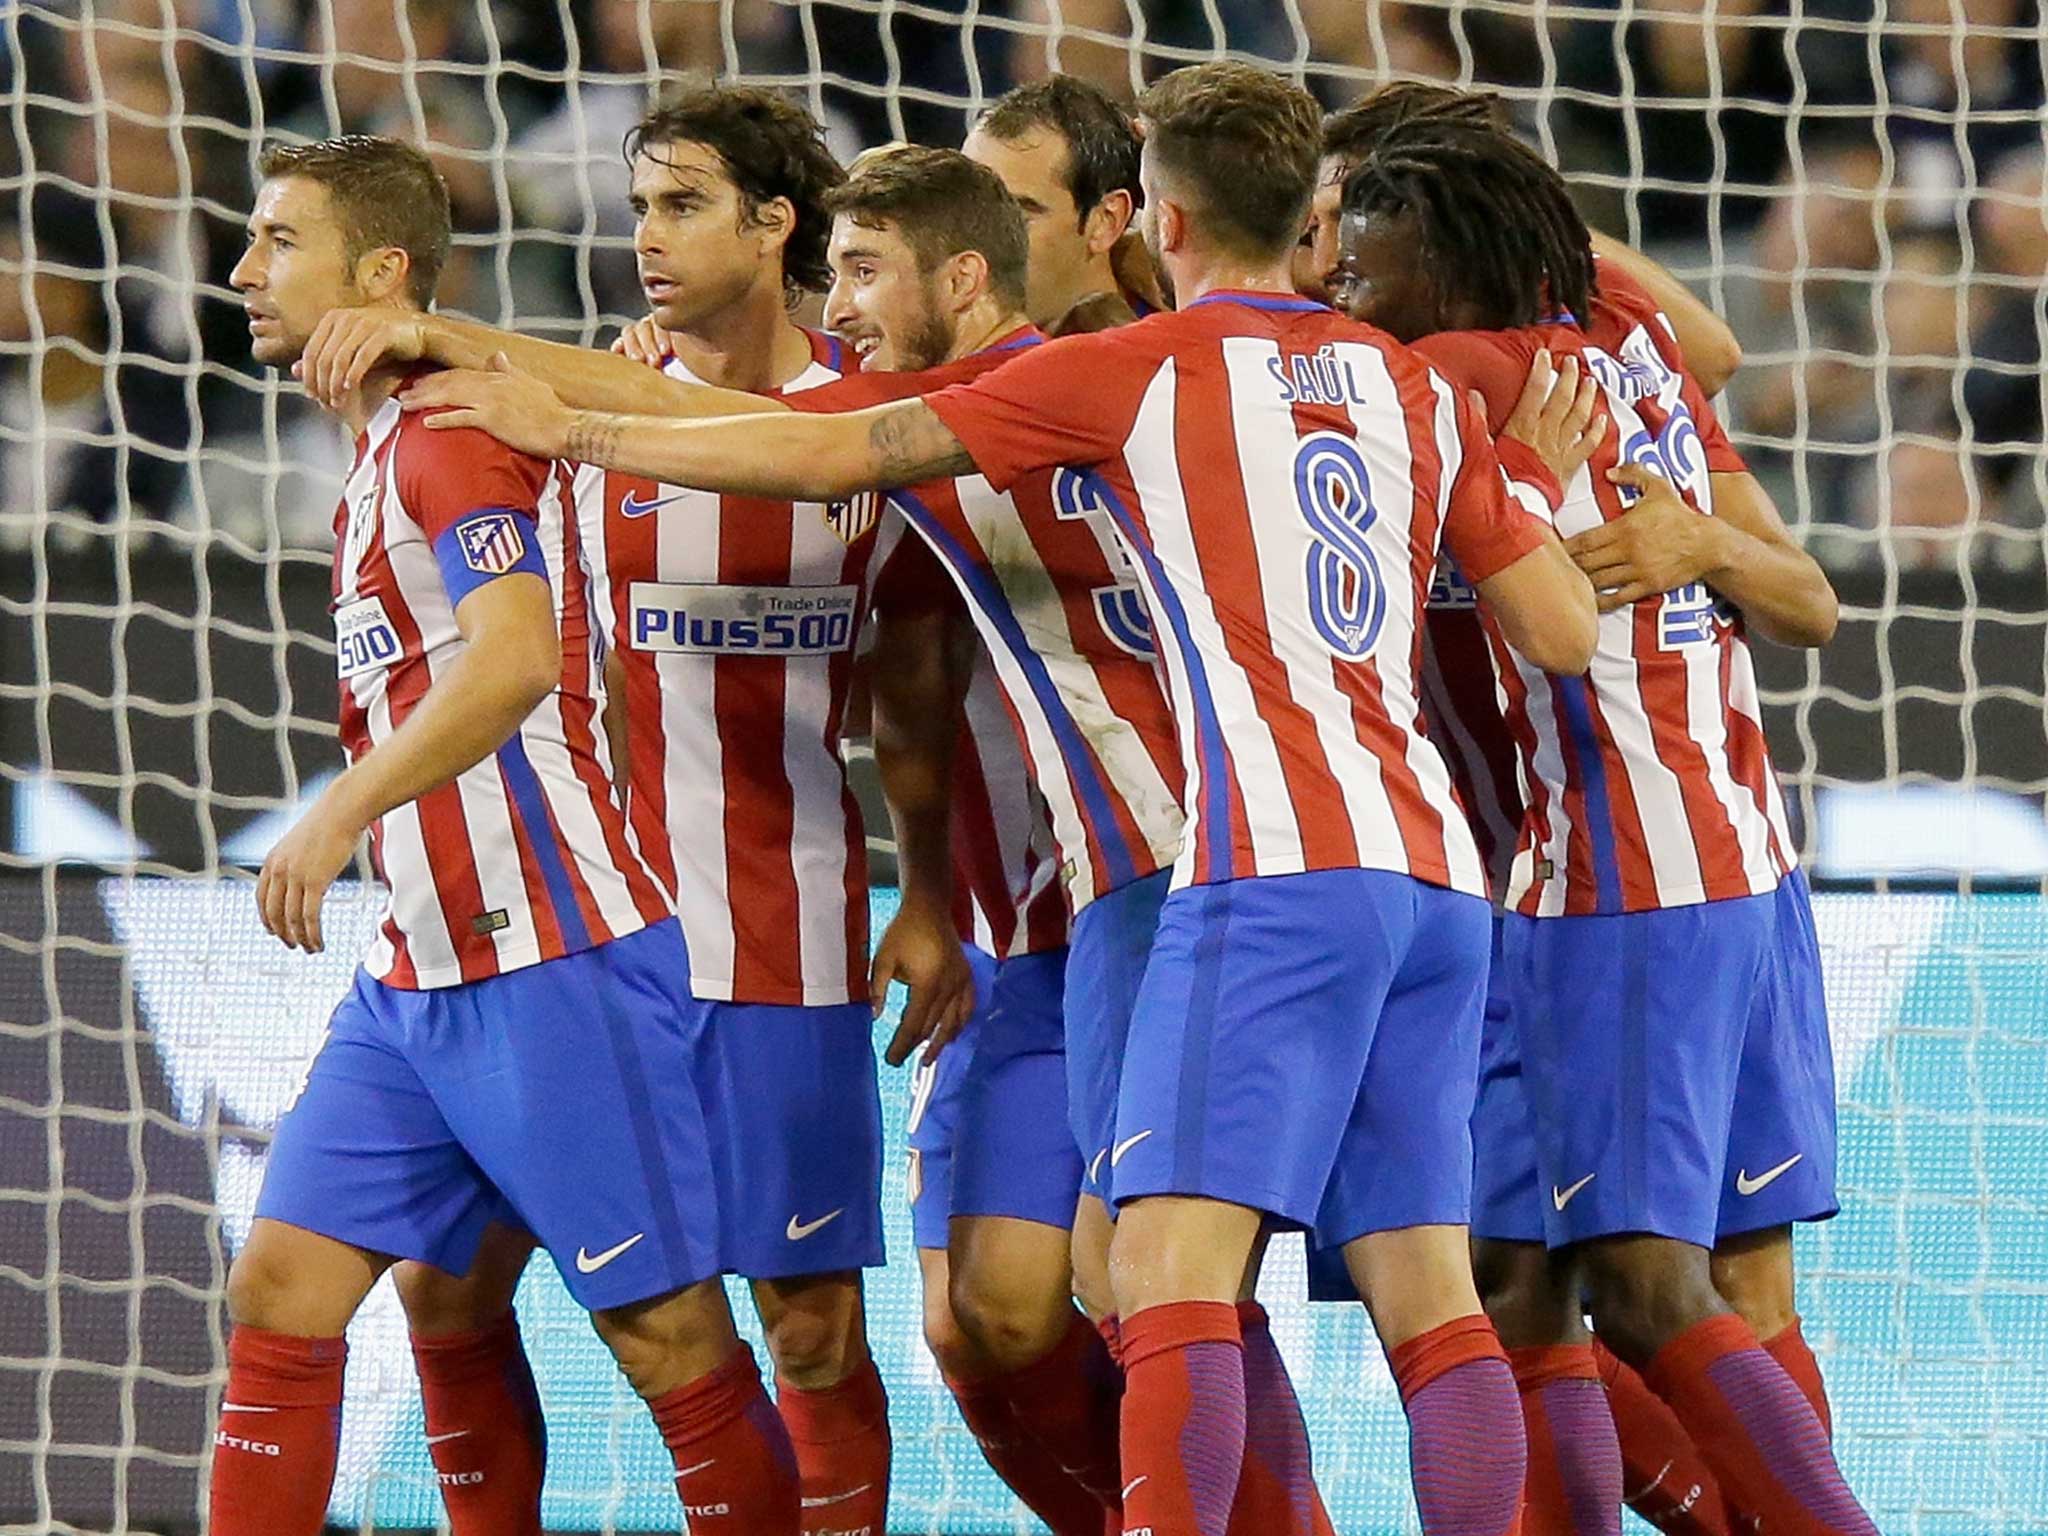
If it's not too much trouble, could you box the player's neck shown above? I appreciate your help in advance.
[669,281,816,393]
[336,363,408,437]
[1168,251,1300,308]
[944,304,1031,363]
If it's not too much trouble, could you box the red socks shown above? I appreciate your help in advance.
[945,1369,1112,1535]
[1764,1318,1833,1437]
[1644,1314,1873,1536]
[1388,1315,1525,1536]
[1119,1300,1247,1536]
[1233,1301,1333,1536]
[411,1313,546,1535]
[650,1344,802,1535]
[777,1357,893,1536]
[1508,1344,1622,1536]
[1591,1337,1730,1535]
[208,1326,348,1536]
[996,1310,1126,1511]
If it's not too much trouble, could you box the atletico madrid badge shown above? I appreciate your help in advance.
[459,513,526,574]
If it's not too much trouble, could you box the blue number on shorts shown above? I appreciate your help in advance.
[1052,469,1155,659]
[1294,432,1385,658]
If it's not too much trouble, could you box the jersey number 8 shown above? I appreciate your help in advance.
[1295,432,1386,659]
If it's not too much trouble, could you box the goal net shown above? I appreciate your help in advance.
[1,1,2043,1532]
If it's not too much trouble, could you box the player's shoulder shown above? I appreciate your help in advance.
[1410,324,1551,411]
[1584,264,1681,361]
[391,402,551,498]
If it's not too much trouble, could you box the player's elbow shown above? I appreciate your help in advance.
[503,636,563,709]
[1758,573,1839,649]
[1521,595,1598,675]
[1690,323,1743,397]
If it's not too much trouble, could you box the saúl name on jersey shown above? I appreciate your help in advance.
[627,582,859,655]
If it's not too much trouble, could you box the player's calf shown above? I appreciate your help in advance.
[752,1272,892,1536]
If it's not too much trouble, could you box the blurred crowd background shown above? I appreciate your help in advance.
[0,0,2043,572]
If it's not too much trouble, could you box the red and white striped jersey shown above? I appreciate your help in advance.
[331,383,671,989]
[928,293,1559,897]
[813,329,1184,913]
[575,330,906,1006]
[1414,268,1795,917]
[950,652,1071,959]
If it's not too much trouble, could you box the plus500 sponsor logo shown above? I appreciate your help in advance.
[627,582,858,656]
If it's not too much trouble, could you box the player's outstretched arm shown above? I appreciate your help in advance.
[409,360,975,499]
[255,573,561,954]
[1566,464,1838,646]
[298,307,789,421]
[1588,232,1743,395]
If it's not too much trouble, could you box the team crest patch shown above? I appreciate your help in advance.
[823,491,880,545]
[458,513,526,574]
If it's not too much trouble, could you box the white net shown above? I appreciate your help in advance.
[0,1,2043,1533]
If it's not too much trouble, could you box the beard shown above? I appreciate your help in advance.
[897,283,956,372]
[1141,217,1176,309]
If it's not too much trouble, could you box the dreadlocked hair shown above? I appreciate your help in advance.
[1341,116,1597,330]
[1321,82,1504,169]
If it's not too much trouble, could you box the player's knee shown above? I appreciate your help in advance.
[1711,1226,1798,1338]
[919,1284,984,1381]
[1472,1238,1579,1350]
[760,1292,866,1390]
[393,1261,510,1338]
[1580,1237,1722,1365]
[592,1280,739,1401]
[949,1263,1069,1372]
[225,1241,297,1330]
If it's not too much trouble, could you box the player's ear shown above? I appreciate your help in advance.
[944,248,991,313]
[355,245,410,304]
[1085,190,1134,257]
[750,195,796,258]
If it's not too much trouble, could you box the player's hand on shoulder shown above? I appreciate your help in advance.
[1498,348,1607,486]
[611,316,678,369]
[870,892,976,1068]
[255,780,366,955]
[295,306,428,413]
[399,353,574,460]
[1566,461,1722,612]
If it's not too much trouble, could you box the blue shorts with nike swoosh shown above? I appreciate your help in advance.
[257,919,723,1312]
[1503,868,1839,1251]
[1065,868,1172,1201]
[689,993,885,1280]
[906,945,1084,1247]
[1108,868,1490,1245]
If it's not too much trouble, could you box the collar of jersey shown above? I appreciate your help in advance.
[976,325,1044,354]
[1188,289,1330,314]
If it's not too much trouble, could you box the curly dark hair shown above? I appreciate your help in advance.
[977,74,1143,227]
[1321,83,1504,174]
[624,85,844,296]
[1136,62,1321,260]
[1341,115,1597,330]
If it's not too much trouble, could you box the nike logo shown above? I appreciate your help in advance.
[1088,1147,1110,1185]
[1552,1173,1597,1211]
[1735,1153,1803,1196]
[424,1430,469,1446]
[1109,1130,1153,1167]
[801,1484,875,1507]
[1123,1475,1149,1500]
[676,1458,717,1478]
[619,489,692,519]
[787,1208,845,1241]
[219,1404,279,1414]
[575,1232,646,1273]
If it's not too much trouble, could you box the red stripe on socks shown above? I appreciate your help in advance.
[1591,1336,1731,1535]
[1119,1301,1246,1536]
[411,1314,547,1536]
[651,1344,801,1535]
[208,1326,348,1536]
[1388,1315,1525,1536]
[1645,1314,1873,1536]
[1508,1344,1622,1536]
[777,1358,892,1536]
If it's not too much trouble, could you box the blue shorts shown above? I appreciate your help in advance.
[1065,870,1172,1200]
[1110,868,1491,1246]
[906,946,1083,1249]
[1719,870,1839,1237]
[1469,916,1545,1244]
[691,993,885,1280]
[257,920,721,1311]
[1505,870,1839,1250]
